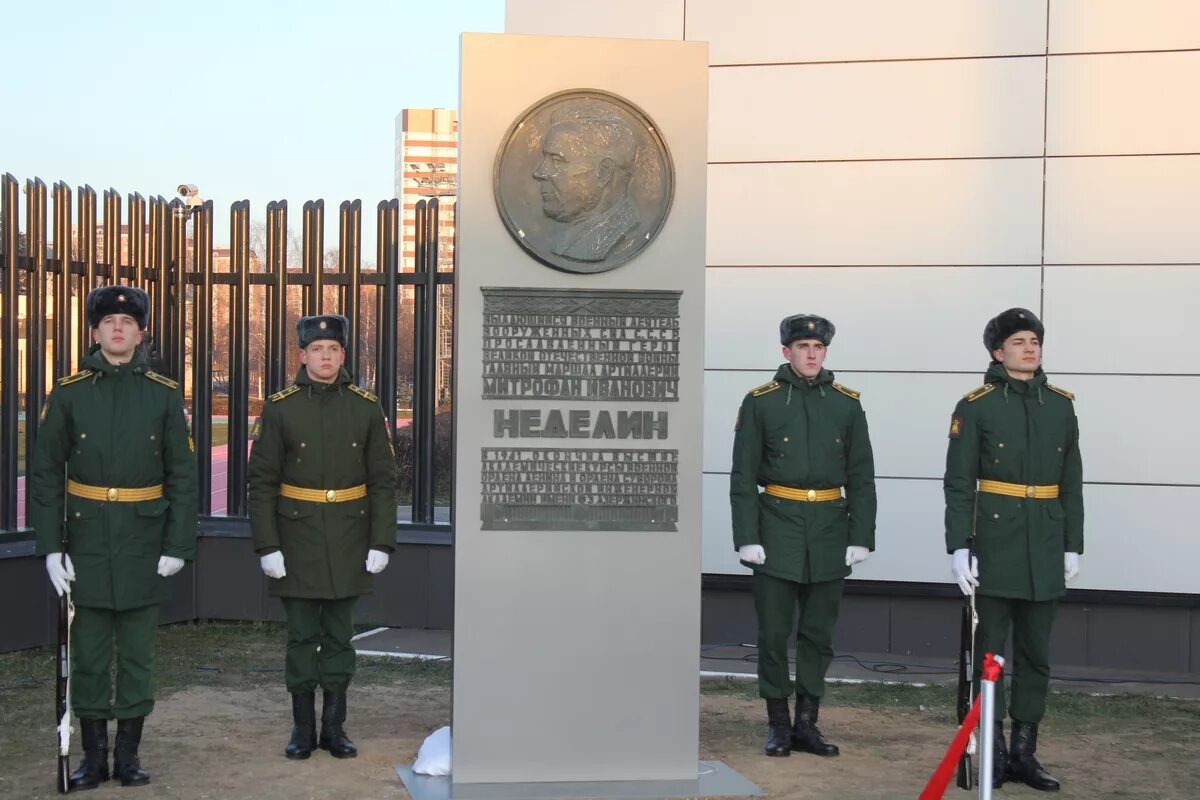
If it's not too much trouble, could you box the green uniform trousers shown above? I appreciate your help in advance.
[71,604,159,720]
[282,597,358,692]
[753,573,844,699]
[974,595,1058,724]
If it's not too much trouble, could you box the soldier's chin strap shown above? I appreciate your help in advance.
[58,595,75,758]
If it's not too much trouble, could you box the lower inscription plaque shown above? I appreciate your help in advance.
[481,447,679,531]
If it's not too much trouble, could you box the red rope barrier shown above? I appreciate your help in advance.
[918,653,1004,800]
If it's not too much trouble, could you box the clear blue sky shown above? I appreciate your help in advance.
[0,0,504,253]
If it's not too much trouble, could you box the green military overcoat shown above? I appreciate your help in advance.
[247,367,398,599]
[944,364,1084,601]
[30,347,198,610]
[730,365,877,584]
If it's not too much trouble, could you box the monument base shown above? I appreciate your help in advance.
[396,761,762,800]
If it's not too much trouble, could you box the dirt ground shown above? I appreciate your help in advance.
[2,685,1198,800]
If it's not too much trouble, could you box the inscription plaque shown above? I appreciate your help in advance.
[493,90,675,274]
[481,447,679,531]
[482,287,681,401]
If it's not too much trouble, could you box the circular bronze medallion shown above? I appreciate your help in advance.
[493,89,674,274]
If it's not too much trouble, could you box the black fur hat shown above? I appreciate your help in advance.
[780,314,835,347]
[297,314,349,349]
[984,308,1044,353]
[86,285,149,329]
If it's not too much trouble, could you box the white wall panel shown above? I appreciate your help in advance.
[1049,0,1200,54]
[1067,375,1199,485]
[708,160,1044,266]
[1044,155,1200,264]
[1044,265,1198,374]
[687,0,1047,65]
[1073,485,1200,593]
[701,473,750,576]
[505,0,683,40]
[704,266,1041,371]
[709,58,1045,162]
[1047,52,1200,156]
[705,369,991,478]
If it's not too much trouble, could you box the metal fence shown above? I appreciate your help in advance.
[0,173,454,535]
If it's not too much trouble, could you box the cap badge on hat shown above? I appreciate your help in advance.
[1018,312,1025,318]
[117,294,126,302]
[319,321,327,329]
[807,321,815,330]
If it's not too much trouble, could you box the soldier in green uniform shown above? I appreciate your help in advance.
[944,307,1083,791]
[730,314,877,758]
[30,285,198,790]
[248,314,398,760]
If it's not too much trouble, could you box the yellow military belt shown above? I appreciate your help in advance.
[279,483,367,503]
[978,479,1059,500]
[764,485,843,503]
[67,479,164,502]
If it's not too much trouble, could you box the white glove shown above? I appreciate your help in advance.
[1064,551,1080,583]
[365,548,390,574]
[157,555,185,577]
[260,551,287,579]
[738,544,766,565]
[845,545,870,567]
[45,553,76,597]
[951,548,979,596]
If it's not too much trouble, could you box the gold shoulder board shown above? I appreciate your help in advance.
[57,369,94,386]
[269,385,301,403]
[750,380,781,398]
[964,384,997,403]
[348,384,379,403]
[832,382,861,400]
[144,371,179,390]
[1046,383,1075,401]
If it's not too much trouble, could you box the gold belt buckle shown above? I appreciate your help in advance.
[806,489,816,501]
[106,487,119,501]
[325,489,337,503]
[1025,485,1036,498]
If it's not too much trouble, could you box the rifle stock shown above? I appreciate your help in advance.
[955,596,974,790]
[55,552,72,794]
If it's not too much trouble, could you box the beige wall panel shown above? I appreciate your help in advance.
[506,0,683,40]
[1047,52,1200,155]
[704,266,1040,372]
[1050,0,1200,54]
[708,160,1044,266]
[1044,265,1197,374]
[709,58,1045,162]
[687,0,1047,64]
[1044,155,1200,264]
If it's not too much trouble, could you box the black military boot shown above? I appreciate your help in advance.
[791,695,839,756]
[285,690,317,760]
[68,718,110,790]
[318,689,358,758]
[989,720,1009,789]
[763,698,791,757]
[1008,721,1060,792]
[112,717,150,787]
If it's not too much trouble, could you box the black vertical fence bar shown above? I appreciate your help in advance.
[338,200,361,380]
[24,179,48,483]
[227,200,250,516]
[376,200,398,435]
[169,200,188,381]
[149,196,171,371]
[303,200,323,315]
[0,174,19,530]
[413,198,438,523]
[266,200,289,394]
[51,182,72,377]
[103,188,120,282]
[129,193,146,288]
[192,202,213,515]
[76,186,97,359]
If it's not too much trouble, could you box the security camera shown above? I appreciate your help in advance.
[178,183,198,198]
